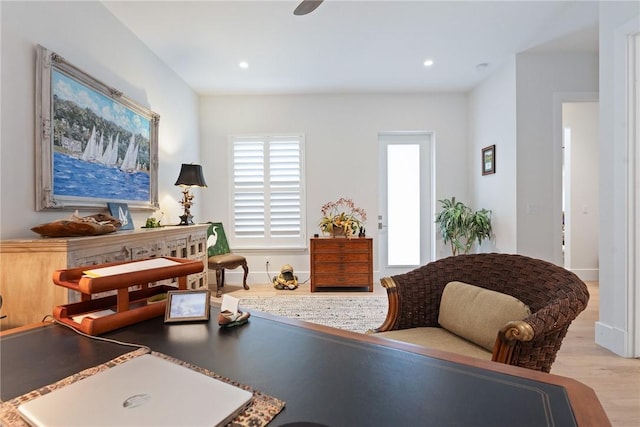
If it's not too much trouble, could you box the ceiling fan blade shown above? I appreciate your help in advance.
[294,0,324,16]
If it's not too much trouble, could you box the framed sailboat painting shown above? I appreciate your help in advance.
[35,45,159,211]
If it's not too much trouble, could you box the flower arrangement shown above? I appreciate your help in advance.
[319,197,367,237]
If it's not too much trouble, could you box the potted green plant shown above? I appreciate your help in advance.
[435,197,492,255]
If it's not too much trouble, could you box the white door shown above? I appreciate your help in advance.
[378,132,433,278]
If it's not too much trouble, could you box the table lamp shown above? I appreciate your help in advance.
[175,163,207,225]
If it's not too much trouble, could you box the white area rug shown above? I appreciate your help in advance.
[238,296,388,334]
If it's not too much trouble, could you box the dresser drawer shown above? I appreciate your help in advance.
[131,242,163,259]
[312,239,370,252]
[313,262,371,274]
[312,252,370,263]
[312,273,371,287]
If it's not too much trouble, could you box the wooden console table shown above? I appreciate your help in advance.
[0,225,208,330]
[310,237,373,292]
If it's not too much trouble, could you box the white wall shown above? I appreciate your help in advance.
[596,1,640,357]
[514,52,599,263]
[563,102,599,281]
[199,93,469,280]
[0,1,200,239]
[469,58,518,254]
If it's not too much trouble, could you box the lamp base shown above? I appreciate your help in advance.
[178,214,194,226]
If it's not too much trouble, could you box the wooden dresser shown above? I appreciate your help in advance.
[0,225,208,330]
[309,237,373,292]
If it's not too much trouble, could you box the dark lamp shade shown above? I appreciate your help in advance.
[175,163,207,187]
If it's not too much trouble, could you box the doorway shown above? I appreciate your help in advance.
[378,132,434,278]
[562,102,599,281]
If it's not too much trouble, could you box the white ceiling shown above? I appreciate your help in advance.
[103,0,599,95]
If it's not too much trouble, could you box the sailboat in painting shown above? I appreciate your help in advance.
[120,134,139,172]
[81,126,116,166]
[81,126,99,162]
[100,134,119,167]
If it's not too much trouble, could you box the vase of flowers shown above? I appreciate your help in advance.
[319,198,367,237]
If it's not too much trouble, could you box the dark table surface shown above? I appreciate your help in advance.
[1,312,609,427]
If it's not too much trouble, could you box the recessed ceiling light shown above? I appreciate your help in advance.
[239,61,249,69]
[423,59,434,67]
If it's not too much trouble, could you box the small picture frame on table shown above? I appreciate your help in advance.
[482,145,496,175]
[107,202,134,230]
[164,290,211,323]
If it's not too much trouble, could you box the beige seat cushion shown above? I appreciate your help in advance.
[377,327,492,360]
[208,253,246,269]
[438,281,531,351]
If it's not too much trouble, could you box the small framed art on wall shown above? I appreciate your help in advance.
[482,145,496,175]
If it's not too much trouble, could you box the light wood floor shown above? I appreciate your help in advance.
[216,280,639,427]
[551,282,640,427]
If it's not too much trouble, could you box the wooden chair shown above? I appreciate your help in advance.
[373,253,589,373]
[206,222,249,297]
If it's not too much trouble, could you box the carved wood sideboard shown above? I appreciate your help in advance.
[0,225,208,330]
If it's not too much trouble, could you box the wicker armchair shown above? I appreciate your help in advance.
[374,253,589,372]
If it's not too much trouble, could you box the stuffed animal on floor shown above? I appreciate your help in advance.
[273,264,299,290]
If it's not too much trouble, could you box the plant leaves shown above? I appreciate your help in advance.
[435,197,492,255]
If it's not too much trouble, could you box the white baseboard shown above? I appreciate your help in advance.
[211,270,385,289]
[209,270,311,285]
[595,321,633,357]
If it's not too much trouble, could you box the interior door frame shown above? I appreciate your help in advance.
[627,31,639,357]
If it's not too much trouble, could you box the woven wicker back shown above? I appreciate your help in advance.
[409,253,586,308]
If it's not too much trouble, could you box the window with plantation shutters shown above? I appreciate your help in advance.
[230,135,306,249]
